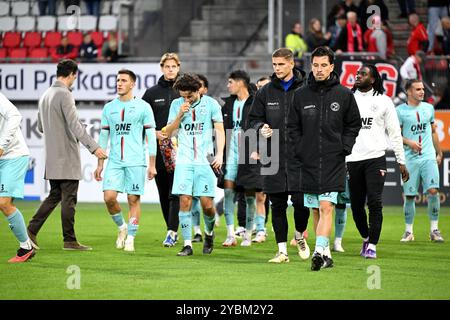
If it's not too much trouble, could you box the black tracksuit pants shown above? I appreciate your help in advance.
[269,192,310,243]
[347,155,387,245]
[155,161,179,232]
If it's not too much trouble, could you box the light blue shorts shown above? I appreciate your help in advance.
[172,164,216,197]
[0,156,29,199]
[304,192,339,209]
[224,163,238,182]
[337,178,351,205]
[403,159,440,196]
[103,163,146,195]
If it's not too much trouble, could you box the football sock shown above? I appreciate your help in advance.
[6,209,29,244]
[367,243,376,251]
[226,224,235,237]
[427,194,440,231]
[315,236,329,255]
[179,211,192,241]
[334,207,347,239]
[245,196,256,231]
[278,242,287,255]
[127,217,139,237]
[324,246,332,259]
[191,197,201,228]
[203,213,215,236]
[404,197,415,226]
[224,188,235,227]
[255,214,265,232]
[111,212,125,229]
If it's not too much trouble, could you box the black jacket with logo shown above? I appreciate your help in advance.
[142,76,179,171]
[288,71,361,194]
[221,94,262,190]
[247,68,306,194]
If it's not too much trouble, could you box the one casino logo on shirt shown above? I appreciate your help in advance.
[184,122,205,136]
[361,117,373,129]
[115,123,132,135]
[410,123,427,135]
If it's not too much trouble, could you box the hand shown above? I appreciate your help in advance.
[408,140,422,153]
[437,152,443,166]
[399,164,409,183]
[260,124,273,138]
[324,32,332,40]
[335,49,343,55]
[250,152,260,161]
[94,148,108,159]
[211,154,223,170]
[94,166,103,181]
[147,166,157,180]
[0,148,3,157]
[178,102,190,117]
[156,130,168,141]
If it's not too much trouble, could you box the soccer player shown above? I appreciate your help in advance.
[347,65,409,259]
[288,46,361,271]
[221,70,266,247]
[0,92,35,263]
[165,74,225,256]
[248,48,311,263]
[142,53,181,247]
[94,69,157,252]
[397,79,444,243]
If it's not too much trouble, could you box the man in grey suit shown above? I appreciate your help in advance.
[27,59,107,251]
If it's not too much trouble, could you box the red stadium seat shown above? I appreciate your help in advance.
[0,48,7,59]
[44,31,61,48]
[23,32,42,48]
[29,47,48,61]
[90,31,104,47]
[2,32,22,48]
[67,31,83,47]
[8,48,27,62]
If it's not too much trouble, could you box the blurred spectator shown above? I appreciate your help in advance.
[427,0,449,53]
[340,0,359,14]
[256,77,270,90]
[434,86,450,109]
[65,0,81,11]
[329,14,347,49]
[38,0,56,16]
[79,33,98,61]
[305,19,331,52]
[400,50,426,81]
[335,11,364,53]
[396,0,416,19]
[285,22,308,58]
[407,13,428,56]
[327,4,346,29]
[85,0,101,16]
[52,36,78,61]
[383,21,396,58]
[358,0,389,32]
[102,39,119,62]
[442,16,450,54]
[364,15,387,59]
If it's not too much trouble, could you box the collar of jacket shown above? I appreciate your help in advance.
[157,75,177,88]
[270,67,305,90]
[221,94,254,105]
[307,71,340,91]
[53,80,71,91]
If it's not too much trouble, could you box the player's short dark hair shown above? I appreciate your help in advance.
[311,46,335,65]
[196,74,209,88]
[257,76,270,83]
[405,79,423,91]
[56,59,78,77]
[229,70,250,87]
[272,48,294,61]
[174,73,201,92]
[118,69,137,82]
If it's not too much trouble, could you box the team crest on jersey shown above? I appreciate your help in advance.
[330,102,340,112]
[179,183,186,191]
[371,104,378,112]
[199,106,207,115]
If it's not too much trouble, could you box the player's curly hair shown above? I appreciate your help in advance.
[173,73,201,92]
[351,64,384,96]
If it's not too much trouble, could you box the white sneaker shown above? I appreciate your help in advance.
[222,236,237,247]
[124,237,135,252]
[116,226,127,249]
[241,232,252,246]
[400,231,415,242]
[234,226,245,238]
[333,242,345,252]
[297,237,310,260]
[252,231,267,243]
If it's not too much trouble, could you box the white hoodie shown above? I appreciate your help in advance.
[346,89,405,165]
[0,92,29,159]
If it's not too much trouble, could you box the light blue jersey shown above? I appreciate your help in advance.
[396,102,436,162]
[168,95,223,165]
[99,97,157,167]
[228,99,246,164]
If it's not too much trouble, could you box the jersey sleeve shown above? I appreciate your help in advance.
[211,99,223,123]
[429,104,435,124]
[396,106,403,127]
[167,99,180,125]
[143,104,157,156]
[98,105,110,150]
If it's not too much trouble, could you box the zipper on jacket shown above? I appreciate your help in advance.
[319,89,323,191]
[284,91,289,191]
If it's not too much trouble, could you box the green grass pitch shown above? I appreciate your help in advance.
[0,201,449,300]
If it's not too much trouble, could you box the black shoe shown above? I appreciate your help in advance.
[192,233,203,243]
[27,229,40,250]
[177,245,193,256]
[311,252,324,271]
[322,255,334,269]
[203,233,214,254]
